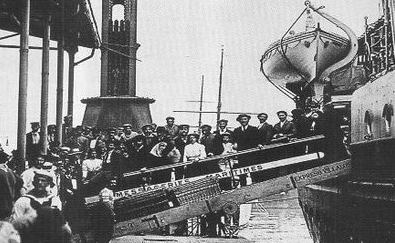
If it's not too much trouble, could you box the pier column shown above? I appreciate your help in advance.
[40,16,51,155]
[100,0,110,96]
[56,0,65,145]
[17,0,30,168]
[66,45,78,126]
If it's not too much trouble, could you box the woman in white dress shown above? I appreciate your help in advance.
[183,133,206,178]
[183,134,206,162]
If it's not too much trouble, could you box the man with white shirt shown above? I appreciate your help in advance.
[26,122,41,163]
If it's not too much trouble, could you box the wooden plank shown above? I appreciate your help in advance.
[113,159,351,237]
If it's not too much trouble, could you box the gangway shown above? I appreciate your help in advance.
[79,135,350,238]
[113,159,350,237]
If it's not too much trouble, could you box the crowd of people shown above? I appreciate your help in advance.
[0,107,337,241]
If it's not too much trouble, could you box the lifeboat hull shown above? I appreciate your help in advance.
[261,30,350,88]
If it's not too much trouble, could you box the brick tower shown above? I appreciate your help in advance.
[82,0,154,131]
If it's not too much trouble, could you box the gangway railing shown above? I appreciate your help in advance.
[84,135,326,204]
[123,135,325,177]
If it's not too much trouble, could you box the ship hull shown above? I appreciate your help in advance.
[298,70,395,242]
[298,179,395,243]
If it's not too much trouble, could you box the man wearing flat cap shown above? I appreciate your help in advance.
[273,111,296,139]
[164,116,179,139]
[26,122,41,163]
[200,125,216,156]
[120,124,138,142]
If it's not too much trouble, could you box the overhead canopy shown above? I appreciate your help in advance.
[0,0,100,48]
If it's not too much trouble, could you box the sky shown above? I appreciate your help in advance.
[0,0,381,150]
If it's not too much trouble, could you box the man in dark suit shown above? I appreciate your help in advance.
[199,125,216,156]
[257,113,273,145]
[26,122,41,163]
[101,141,123,179]
[174,124,190,161]
[233,114,263,186]
[141,124,158,151]
[273,111,297,139]
[233,114,262,152]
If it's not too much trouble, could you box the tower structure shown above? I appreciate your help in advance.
[82,0,154,131]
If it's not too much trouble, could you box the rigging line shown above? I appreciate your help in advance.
[87,0,102,45]
[279,7,310,86]
[260,62,297,102]
[101,45,142,62]
[102,42,132,48]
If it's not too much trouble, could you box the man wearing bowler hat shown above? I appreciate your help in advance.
[233,114,262,152]
[233,114,263,185]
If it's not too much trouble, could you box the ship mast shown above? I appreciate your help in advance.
[198,75,205,129]
[216,47,224,123]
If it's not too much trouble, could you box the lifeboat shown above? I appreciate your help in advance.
[261,28,350,88]
[260,1,359,104]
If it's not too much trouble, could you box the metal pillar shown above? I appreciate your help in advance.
[56,0,65,144]
[40,16,51,154]
[17,0,30,165]
[67,46,78,125]
[100,0,110,96]
[129,0,138,96]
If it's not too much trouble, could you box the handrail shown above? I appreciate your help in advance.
[123,135,325,177]
[307,2,359,84]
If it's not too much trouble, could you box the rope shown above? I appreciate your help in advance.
[279,7,310,87]
[101,45,142,62]
[260,62,298,101]
[87,0,102,45]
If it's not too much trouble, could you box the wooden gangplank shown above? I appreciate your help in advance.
[113,159,351,237]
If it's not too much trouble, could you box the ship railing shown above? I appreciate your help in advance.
[122,135,325,178]
[357,15,395,78]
